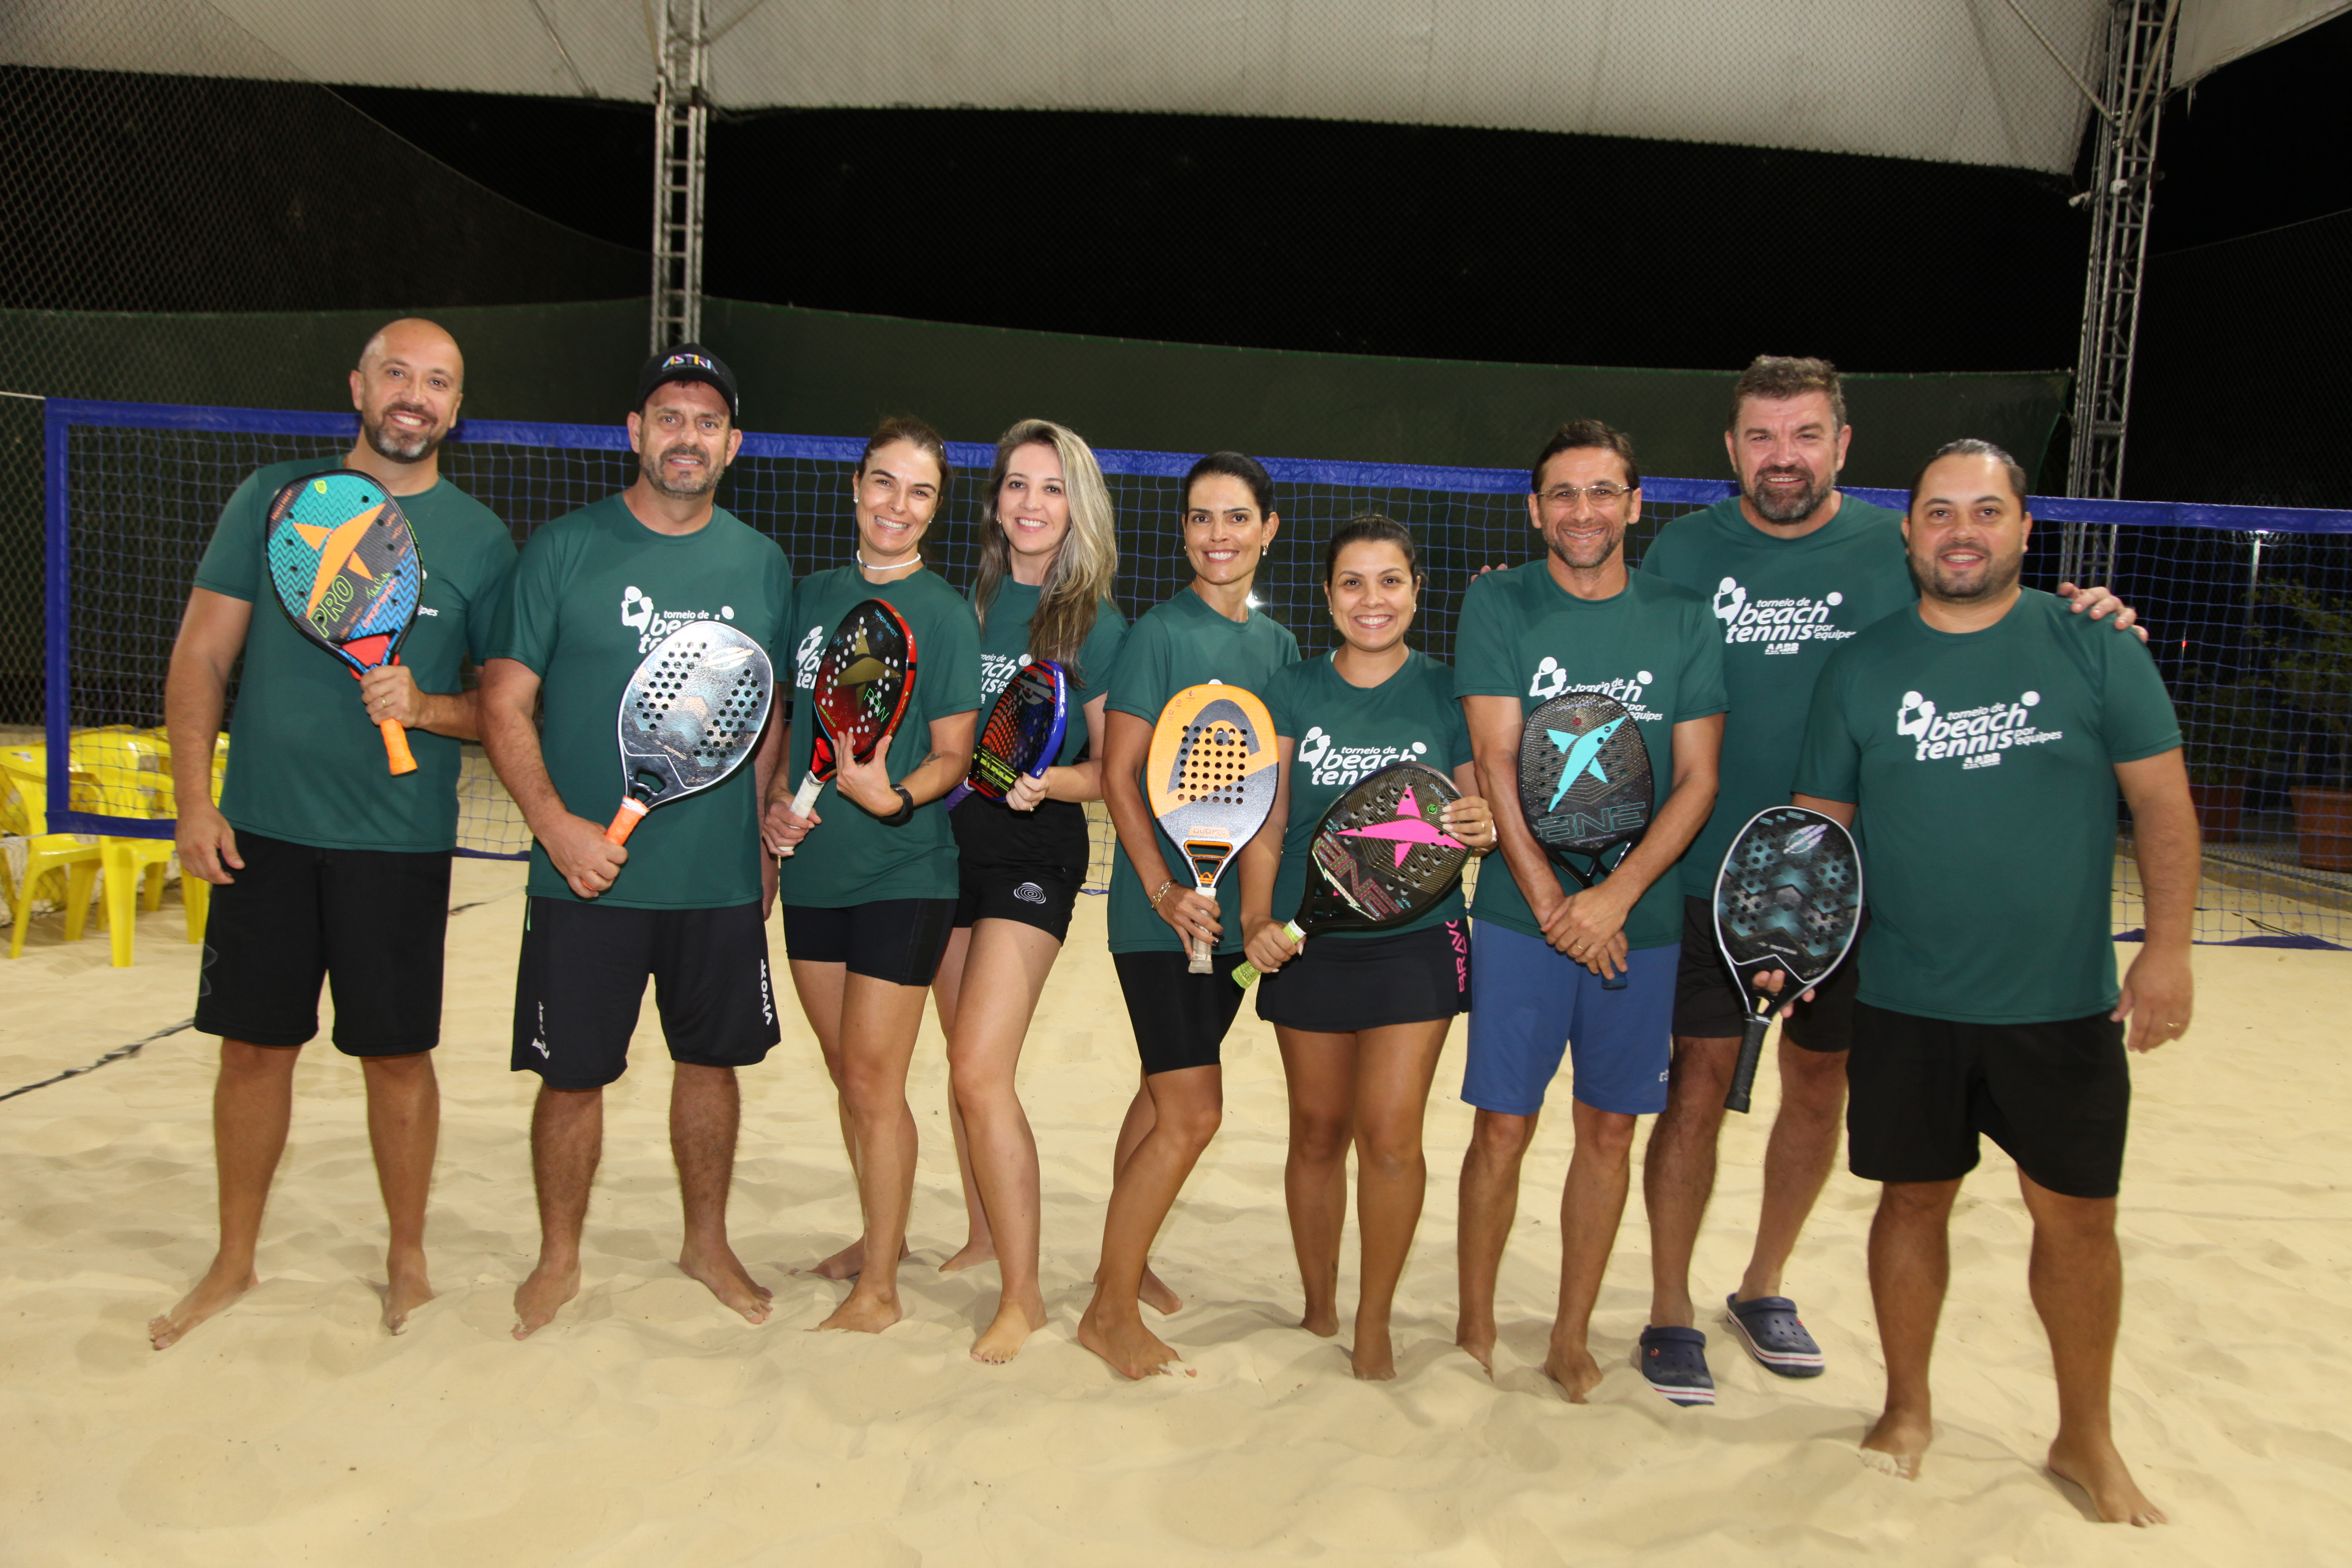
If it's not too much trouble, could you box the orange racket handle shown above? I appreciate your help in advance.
[605,797,648,845]
[379,717,418,776]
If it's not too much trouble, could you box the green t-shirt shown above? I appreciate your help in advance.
[1639,493,1913,898]
[1451,562,1728,952]
[974,580,1129,769]
[1104,588,1301,954]
[776,565,982,907]
[1266,649,1475,939]
[492,494,794,910]
[193,457,516,853]
[1793,590,2182,1024]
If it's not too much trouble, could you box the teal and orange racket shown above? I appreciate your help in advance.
[264,469,424,775]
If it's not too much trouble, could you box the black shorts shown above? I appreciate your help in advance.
[511,897,780,1091]
[1114,949,1248,1076]
[1254,919,1472,1034]
[950,796,1088,941]
[780,899,957,986]
[1674,894,1863,1052]
[1846,1002,2130,1200]
[193,830,451,1056]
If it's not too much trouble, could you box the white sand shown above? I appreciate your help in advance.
[3,855,2349,1565]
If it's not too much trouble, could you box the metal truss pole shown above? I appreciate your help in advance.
[650,0,707,351]
[2061,0,2177,584]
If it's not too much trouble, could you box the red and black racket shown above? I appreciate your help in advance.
[787,598,916,818]
[263,469,423,775]
[1232,760,1469,989]
[943,659,1070,811]
[604,620,775,846]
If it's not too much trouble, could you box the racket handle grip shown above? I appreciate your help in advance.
[940,783,972,812]
[1724,1011,1771,1114]
[605,797,648,845]
[789,772,822,818]
[378,717,418,776]
[1230,921,1305,990]
[1188,933,1212,975]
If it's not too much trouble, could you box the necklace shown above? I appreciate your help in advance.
[856,550,922,575]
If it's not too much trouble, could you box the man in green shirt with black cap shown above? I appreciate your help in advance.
[1792,438,2193,1525]
[481,345,794,1340]
[155,318,516,1350]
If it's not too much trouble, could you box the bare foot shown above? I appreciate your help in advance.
[1351,1319,1396,1381]
[970,1293,1049,1364]
[938,1236,998,1274]
[814,1284,903,1334]
[1543,1346,1603,1403]
[1137,1264,1183,1315]
[1860,1406,1934,1479]
[382,1248,435,1336]
[148,1259,257,1350]
[1078,1298,1190,1380]
[1300,1303,1340,1338]
[1455,1319,1496,1377]
[2048,1433,2167,1525]
[797,1237,911,1281]
[512,1259,581,1340]
[678,1243,773,1326]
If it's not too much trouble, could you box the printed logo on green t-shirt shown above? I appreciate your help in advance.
[1893,686,2064,770]
[1709,575,1857,656]
[979,650,1026,702]
[1527,659,1660,720]
[1296,727,1435,789]
[620,582,740,655]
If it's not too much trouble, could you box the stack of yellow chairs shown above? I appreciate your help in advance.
[0,743,105,961]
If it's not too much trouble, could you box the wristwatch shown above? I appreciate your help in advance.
[873,784,916,827]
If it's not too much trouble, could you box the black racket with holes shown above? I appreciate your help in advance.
[1517,691,1653,989]
[1232,760,1469,989]
[1715,806,1863,1114]
[603,620,775,845]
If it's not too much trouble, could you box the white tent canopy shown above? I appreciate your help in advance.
[2173,0,2351,85]
[14,0,2116,174]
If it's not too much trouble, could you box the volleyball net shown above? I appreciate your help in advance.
[38,397,2352,947]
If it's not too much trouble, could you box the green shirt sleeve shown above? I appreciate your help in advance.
[191,470,269,603]
[490,526,567,675]
[463,529,519,663]
[1070,599,1129,705]
[931,593,983,717]
[1674,597,1730,721]
[1106,610,1171,721]
[1442,674,1474,772]
[1450,573,1516,698]
[1792,650,1862,803]
[2098,624,2185,764]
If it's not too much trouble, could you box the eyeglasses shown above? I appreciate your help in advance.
[1539,482,1634,509]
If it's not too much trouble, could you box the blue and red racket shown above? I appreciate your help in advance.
[943,659,1069,811]
[263,469,423,775]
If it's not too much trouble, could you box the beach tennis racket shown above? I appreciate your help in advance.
[603,619,775,845]
[1715,806,1862,1114]
[942,659,1069,811]
[1147,683,1279,973]
[263,469,423,775]
[1232,760,1469,989]
[1517,691,1653,988]
[786,598,916,819]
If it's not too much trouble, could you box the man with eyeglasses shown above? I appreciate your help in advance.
[1634,356,2140,1405]
[1449,419,1725,1402]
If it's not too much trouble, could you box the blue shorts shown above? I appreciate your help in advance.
[1462,923,1678,1117]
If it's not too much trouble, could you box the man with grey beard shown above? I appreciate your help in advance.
[155,319,516,1349]
[1632,356,2141,1405]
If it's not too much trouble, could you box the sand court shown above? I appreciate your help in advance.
[3,854,2350,1565]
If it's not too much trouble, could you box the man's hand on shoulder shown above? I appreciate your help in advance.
[541,812,628,899]
[2058,581,2148,643]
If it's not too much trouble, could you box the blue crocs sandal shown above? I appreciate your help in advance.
[1724,1294,1825,1378]
[1633,1326,1716,1406]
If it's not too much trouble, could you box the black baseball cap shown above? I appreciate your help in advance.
[636,343,739,421]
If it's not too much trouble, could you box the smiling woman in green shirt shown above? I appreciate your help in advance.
[928,418,1127,1366]
[1079,450,1300,1382]
[1235,515,1496,1382]
[761,418,981,1339]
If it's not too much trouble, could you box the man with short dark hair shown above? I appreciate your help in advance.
[155,318,516,1349]
[480,345,794,1340]
[1792,439,2192,1526]
[1452,419,1726,1402]
[1635,356,2140,1402]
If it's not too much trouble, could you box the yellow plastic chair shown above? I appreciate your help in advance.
[0,747,104,960]
[74,728,196,966]
[133,727,223,949]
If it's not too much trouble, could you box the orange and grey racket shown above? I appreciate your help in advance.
[1146,682,1279,973]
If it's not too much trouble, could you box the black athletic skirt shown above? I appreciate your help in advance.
[1253,919,1472,1033]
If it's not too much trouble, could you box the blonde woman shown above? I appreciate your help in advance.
[930,419,1126,1362]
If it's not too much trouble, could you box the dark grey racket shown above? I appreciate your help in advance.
[1518,691,1653,989]
[604,620,775,845]
[1715,806,1863,1114]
